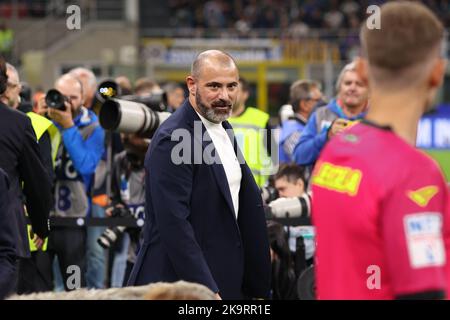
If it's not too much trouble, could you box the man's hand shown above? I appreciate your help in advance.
[35,96,49,116]
[105,203,125,217]
[327,118,350,139]
[29,228,45,250]
[48,102,74,129]
[33,236,44,250]
[215,293,222,300]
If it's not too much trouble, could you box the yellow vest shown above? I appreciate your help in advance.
[229,107,272,187]
[0,29,13,51]
[27,112,61,167]
[26,112,61,251]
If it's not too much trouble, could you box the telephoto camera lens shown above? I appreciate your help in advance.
[97,226,127,249]
[45,89,67,111]
[99,98,171,138]
[97,206,132,249]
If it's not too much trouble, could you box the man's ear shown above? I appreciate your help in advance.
[296,178,305,193]
[428,58,447,89]
[355,57,369,87]
[186,76,196,97]
[243,90,249,102]
[300,99,311,114]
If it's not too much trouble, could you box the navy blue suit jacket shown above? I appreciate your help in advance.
[0,103,51,258]
[0,168,16,299]
[128,100,271,299]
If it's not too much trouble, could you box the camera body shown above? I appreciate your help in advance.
[97,205,132,249]
[91,80,121,115]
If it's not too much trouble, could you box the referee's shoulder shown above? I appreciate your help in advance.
[414,149,447,177]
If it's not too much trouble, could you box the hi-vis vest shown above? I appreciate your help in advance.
[0,29,13,52]
[228,107,272,187]
[26,112,61,252]
[27,112,61,167]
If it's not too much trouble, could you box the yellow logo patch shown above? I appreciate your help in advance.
[312,161,362,196]
[407,186,439,207]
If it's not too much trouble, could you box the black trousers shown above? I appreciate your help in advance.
[39,227,87,291]
[15,253,53,295]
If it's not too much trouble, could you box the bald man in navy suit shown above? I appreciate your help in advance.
[128,50,271,300]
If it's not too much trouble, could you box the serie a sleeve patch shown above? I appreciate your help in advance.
[403,212,446,269]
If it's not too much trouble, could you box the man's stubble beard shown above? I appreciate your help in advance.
[196,90,232,123]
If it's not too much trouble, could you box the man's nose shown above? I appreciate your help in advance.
[217,87,231,100]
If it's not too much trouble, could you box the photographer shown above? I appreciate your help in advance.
[70,67,112,289]
[69,68,97,111]
[95,78,171,287]
[267,220,298,300]
[103,132,147,287]
[43,73,104,290]
[268,164,315,264]
[293,62,368,167]
[278,80,323,163]
[162,82,185,112]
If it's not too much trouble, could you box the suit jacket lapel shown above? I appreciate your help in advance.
[201,128,237,218]
[223,120,247,169]
[184,103,237,218]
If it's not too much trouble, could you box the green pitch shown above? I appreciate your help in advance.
[424,149,450,182]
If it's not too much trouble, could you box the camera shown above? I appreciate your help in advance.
[45,89,68,111]
[121,90,168,112]
[97,80,121,102]
[97,206,131,249]
[91,80,121,115]
[99,96,171,138]
[261,185,279,205]
[265,193,312,220]
[94,79,171,138]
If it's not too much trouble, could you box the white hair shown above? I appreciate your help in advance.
[335,61,357,93]
[69,67,97,90]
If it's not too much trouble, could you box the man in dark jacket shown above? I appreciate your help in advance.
[0,57,52,293]
[0,168,16,299]
[128,50,271,300]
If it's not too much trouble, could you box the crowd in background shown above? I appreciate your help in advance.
[169,0,450,32]
[0,0,449,301]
